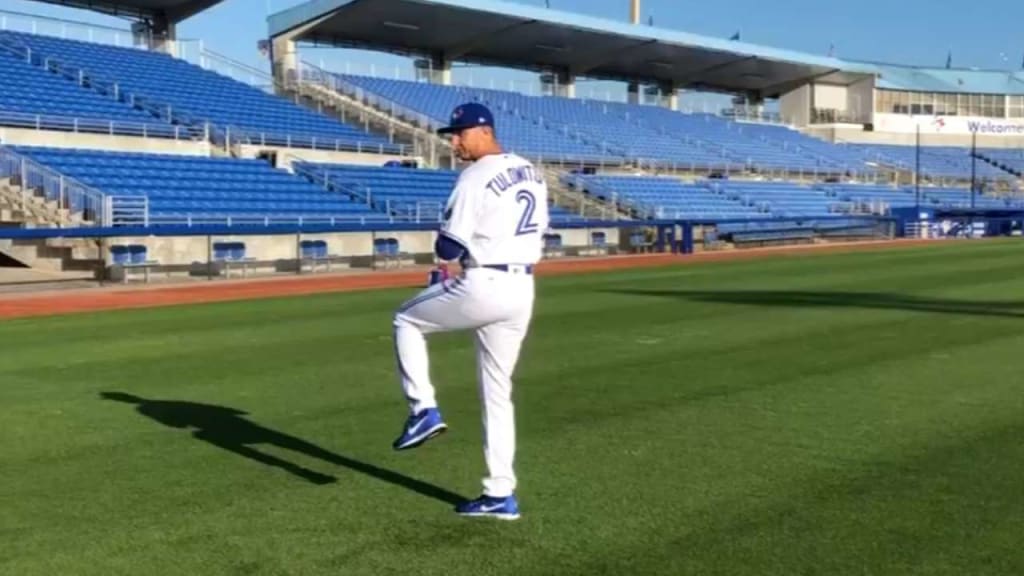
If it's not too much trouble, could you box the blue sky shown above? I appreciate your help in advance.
[4,0,1024,104]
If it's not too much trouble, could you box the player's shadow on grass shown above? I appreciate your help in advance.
[607,289,1024,319]
[100,392,462,504]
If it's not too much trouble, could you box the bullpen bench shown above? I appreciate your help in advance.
[212,241,258,278]
[109,244,159,283]
[299,239,348,273]
[729,228,814,247]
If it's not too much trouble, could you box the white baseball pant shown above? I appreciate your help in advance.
[392,265,535,497]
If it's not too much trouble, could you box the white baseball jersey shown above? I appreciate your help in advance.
[441,153,549,266]
[392,152,548,499]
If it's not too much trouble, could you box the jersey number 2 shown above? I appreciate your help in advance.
[515,190,540,236]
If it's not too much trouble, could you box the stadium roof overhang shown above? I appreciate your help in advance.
[24,0,224,21]
[268,0,872,98]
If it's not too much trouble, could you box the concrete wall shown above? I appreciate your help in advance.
[804,125,1024,148]
[105,230,433,266]
[813,84,848,111]
[847,78,875,123]
[235,145,413,170]
[102,227,621,266]
[546,227,620,248]
[0,128,210,155]
[780,85,811,126]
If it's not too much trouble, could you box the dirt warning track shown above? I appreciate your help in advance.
[0,239,939,320]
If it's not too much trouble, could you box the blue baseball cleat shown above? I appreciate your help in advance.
[392,408,448,451]
[455,494,520,520]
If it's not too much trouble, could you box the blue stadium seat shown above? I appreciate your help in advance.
[300,239,329,259]
[565,172,1021,221]
[0,38,174,136]
[0,31,396,152]
[109,244,131,265]
[10,146,390,225]
[295,162,580,223]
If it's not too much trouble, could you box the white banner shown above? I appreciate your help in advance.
[875,114,1024,136]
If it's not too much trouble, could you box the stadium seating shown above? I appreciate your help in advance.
[707,180,849,217]
[822,183,919,209]
[978,149,1024,177]
[0,31,397,152]
[566,173,865,219]
[564,173,765,219]
[339,75,616,163]
[824,182,1020,210]
[297,162,580,223]
[563,173,1023,220]
[472,89,730,167]
[849,144,1010,180]
[607,105,849,173]
[9,146,387,225]
[0,40,175,136]
[338,74,891,174]
[919,187,1017,210]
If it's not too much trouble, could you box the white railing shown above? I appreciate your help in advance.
[0,109,190,140]
[143,214,398,228]
[186,45,277,95]
[302,62,443,134]
[218,126,409,155]
[0,145,110,226]
[0,32,199,131]
[0,8,148,49]
[383,200,445,223]
[561,174,650,219]
[291,162,372,205]
[106,196,149,227]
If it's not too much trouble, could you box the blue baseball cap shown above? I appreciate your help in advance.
[437,102,494,135]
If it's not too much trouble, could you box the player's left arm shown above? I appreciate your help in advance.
[435,179,480,262]
[434,235,464,261]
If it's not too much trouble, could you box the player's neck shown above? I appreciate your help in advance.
[473,144,503,160]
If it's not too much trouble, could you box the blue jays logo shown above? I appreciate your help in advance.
[452,107,464,120]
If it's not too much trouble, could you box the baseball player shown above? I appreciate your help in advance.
[390,102,549,521]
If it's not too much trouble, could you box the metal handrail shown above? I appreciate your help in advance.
[0,145,112,226]
[0,109,186,140]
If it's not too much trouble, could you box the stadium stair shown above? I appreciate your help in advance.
[975,150,1024,178]
[295,62,454,167]
[0,234,104,275]
[540,165,625,220]
[0,176,84,227]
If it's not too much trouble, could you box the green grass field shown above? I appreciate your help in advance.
[3,240,1024,576]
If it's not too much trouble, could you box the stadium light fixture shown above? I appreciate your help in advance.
[382,21,420,31]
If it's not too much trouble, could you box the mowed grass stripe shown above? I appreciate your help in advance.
[1,240,1023,576]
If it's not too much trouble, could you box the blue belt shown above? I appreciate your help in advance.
[482,264,534,274]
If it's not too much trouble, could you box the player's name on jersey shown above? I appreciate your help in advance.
[484,163,544,196]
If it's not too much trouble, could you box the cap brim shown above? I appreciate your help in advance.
[436,123,493,135]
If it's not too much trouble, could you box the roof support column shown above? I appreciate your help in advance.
[627,82,641,105]
[272,36,299,88]
[415,55,451,85]
[541,69,575,98]
[133,13,177,56]
[658,81,678,110]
